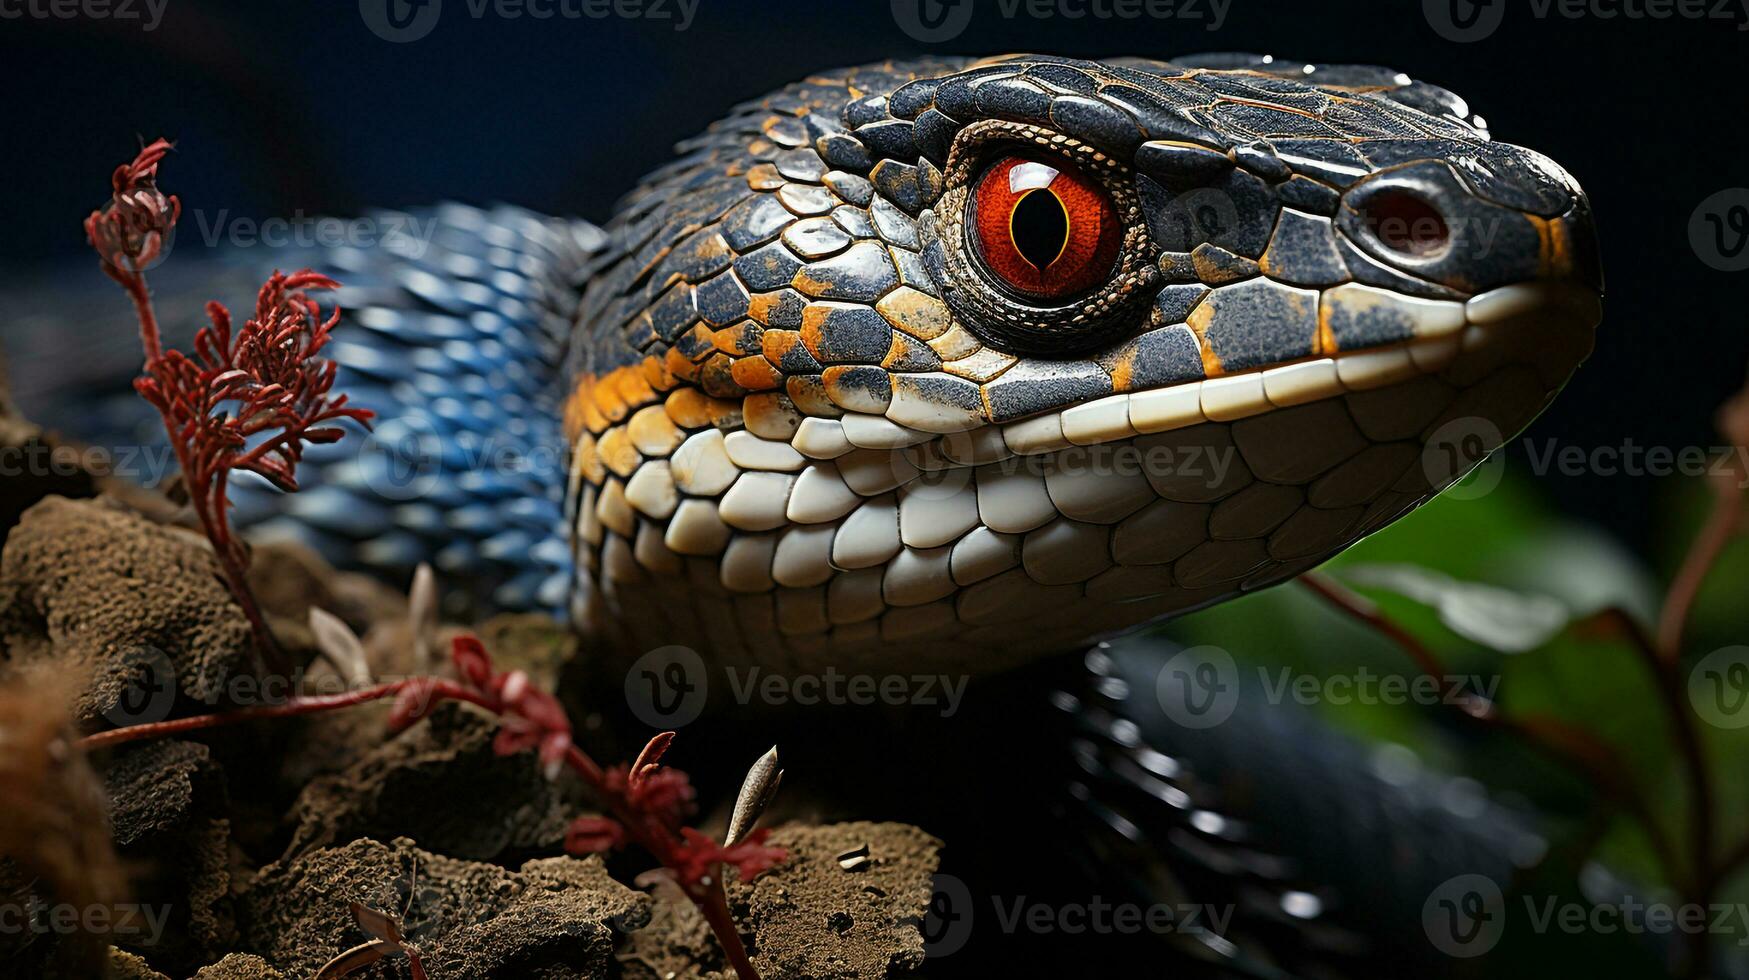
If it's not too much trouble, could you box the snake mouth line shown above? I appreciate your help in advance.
[955,280,1603,460]
[779,280,1601,468]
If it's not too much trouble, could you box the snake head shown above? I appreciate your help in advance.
[567,54,1602,670]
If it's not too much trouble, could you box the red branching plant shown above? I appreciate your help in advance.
[78,636,787,980]
[85,140,373,674]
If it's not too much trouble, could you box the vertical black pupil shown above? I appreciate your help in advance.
[1011,189,1068,270]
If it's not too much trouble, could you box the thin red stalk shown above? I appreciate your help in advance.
[1297,572,1684,882]
[1298,572,1468,704]
[108,268,163,362]
[555,743,760,975]
[1595,608,1715,894]
[191,468,286,677]
[88,141,370,684]
[697,881,759,979]
[76,680,490,751]
[1657,463,1744,662]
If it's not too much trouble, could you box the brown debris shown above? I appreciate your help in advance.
[243,837,649,979]
[0,496,258,728]
[282,703,582,863]
[102,740,237,970]
[0,679,127,978]
[190,953,285,979]
[621,821,941,980]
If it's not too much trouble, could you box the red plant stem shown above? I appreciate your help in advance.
[1298,572,1474,708]
[182,436,287,677]
[1657,461,1745,663]
[555,738,759,976]
[1297,572,1684,883]
[1626,623,1716,980]
[105,265,162,362]
[77,681,764,980]
[1597,607,1715,889]
[76,680,491,751]
[697,880,759,979]
[101,245,290,677]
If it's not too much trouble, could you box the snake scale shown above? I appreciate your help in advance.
[19,52,1610,975]
[555,53,1599,671]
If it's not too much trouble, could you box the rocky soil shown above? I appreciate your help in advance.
[0,365,943,980]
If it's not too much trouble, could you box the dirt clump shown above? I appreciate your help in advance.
[621,821,942,980]
[243,836,649,979]
[0,496,258,728]
[282,702,582,863]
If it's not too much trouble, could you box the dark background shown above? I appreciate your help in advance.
[3,0,1746,551]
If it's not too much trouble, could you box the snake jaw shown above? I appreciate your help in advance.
[563,55,1605,671]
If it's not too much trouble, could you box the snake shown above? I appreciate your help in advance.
[553,52,1599,670]
[15,52,1608,975]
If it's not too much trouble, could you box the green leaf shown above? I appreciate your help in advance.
[1340,563,1571,653]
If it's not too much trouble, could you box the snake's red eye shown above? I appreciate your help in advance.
[972,155,1122,302]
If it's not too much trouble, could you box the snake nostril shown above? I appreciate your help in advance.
[1362,189,1450,257]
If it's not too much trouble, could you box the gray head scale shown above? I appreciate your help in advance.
[563,53,1602,671]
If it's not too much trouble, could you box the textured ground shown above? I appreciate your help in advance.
[0,380,941,980]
